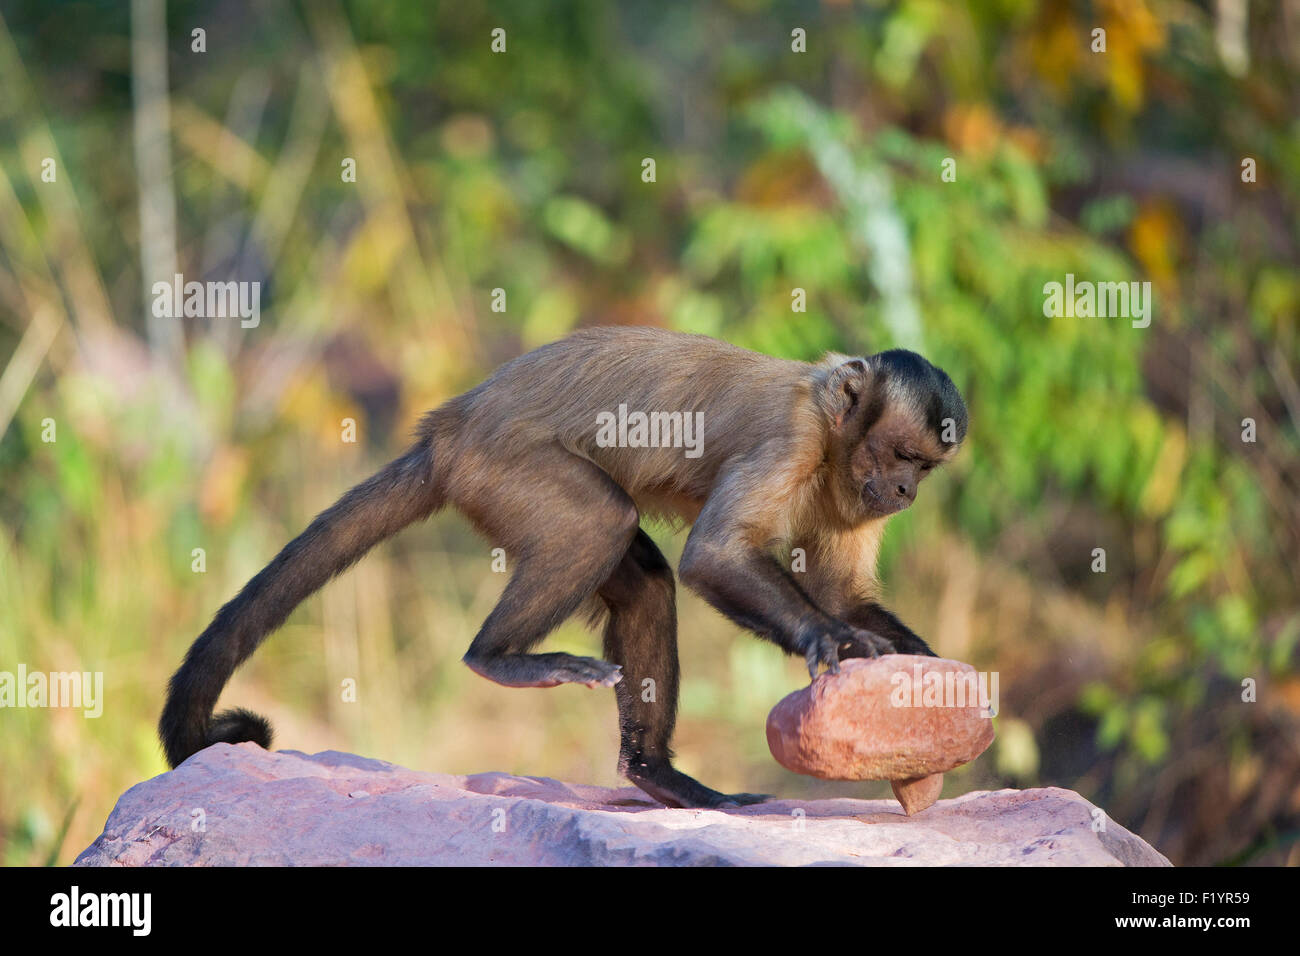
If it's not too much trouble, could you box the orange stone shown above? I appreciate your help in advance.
[767,655,995,781]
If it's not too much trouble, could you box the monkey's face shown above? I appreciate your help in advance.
[821,350,966,524]
[852,416,944,518]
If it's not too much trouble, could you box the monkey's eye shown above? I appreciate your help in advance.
[896,449,925,466]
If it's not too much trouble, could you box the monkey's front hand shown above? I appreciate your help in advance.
[801,632,841,680]
[832,629,895,667]
[887,631,939,657]
[802,627,891,679]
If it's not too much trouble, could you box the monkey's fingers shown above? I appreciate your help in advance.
[804,644,820,679]
[839,629,891,660]
[890,632,938,657]
[804,636,841,680]
[539,655,623,688]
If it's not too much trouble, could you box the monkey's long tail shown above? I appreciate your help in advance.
[159,440,443,768]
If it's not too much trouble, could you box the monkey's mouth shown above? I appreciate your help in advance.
[862,483,908,515]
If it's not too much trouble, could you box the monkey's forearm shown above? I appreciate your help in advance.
[679,545,891,672]
[841,602,937,657]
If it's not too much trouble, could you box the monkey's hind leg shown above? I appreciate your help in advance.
[460,447,637,689]
[598,530,768,809]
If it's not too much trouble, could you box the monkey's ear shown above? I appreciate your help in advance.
[823,358,870,429]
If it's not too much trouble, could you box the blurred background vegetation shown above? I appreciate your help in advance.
[0,0,1297,866]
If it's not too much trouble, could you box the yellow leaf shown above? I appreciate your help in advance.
[1139,423,1187,518]
[341,210,408,293]
[943,103,1001,159]
[199,444,250,526]
[1129,200,1182,287]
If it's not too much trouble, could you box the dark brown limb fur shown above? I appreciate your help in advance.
[598,530,767,807]
[459,444,635,689]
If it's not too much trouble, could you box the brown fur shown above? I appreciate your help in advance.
[160,325,967,808]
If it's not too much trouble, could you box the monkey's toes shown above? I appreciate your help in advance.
[717,792,771,807]
[559,657,622,687]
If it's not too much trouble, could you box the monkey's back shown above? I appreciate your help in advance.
[438,326,818,514]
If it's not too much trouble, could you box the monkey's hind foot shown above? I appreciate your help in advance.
[463,651,623,689]
[626,759,770,809]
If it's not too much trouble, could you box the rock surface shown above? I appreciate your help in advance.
[75,743,1170,866]
[767,656,995,783]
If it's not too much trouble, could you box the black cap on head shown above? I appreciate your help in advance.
[872,349,968,446]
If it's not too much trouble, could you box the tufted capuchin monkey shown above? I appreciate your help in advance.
[160,325,968,808]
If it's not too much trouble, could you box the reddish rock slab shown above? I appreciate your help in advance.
[767,655,995,781]
[73,743,1170,866]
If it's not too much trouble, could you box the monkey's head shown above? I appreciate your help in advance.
[818,348,968,522]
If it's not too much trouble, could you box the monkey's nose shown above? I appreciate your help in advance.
[897,482,915,501]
